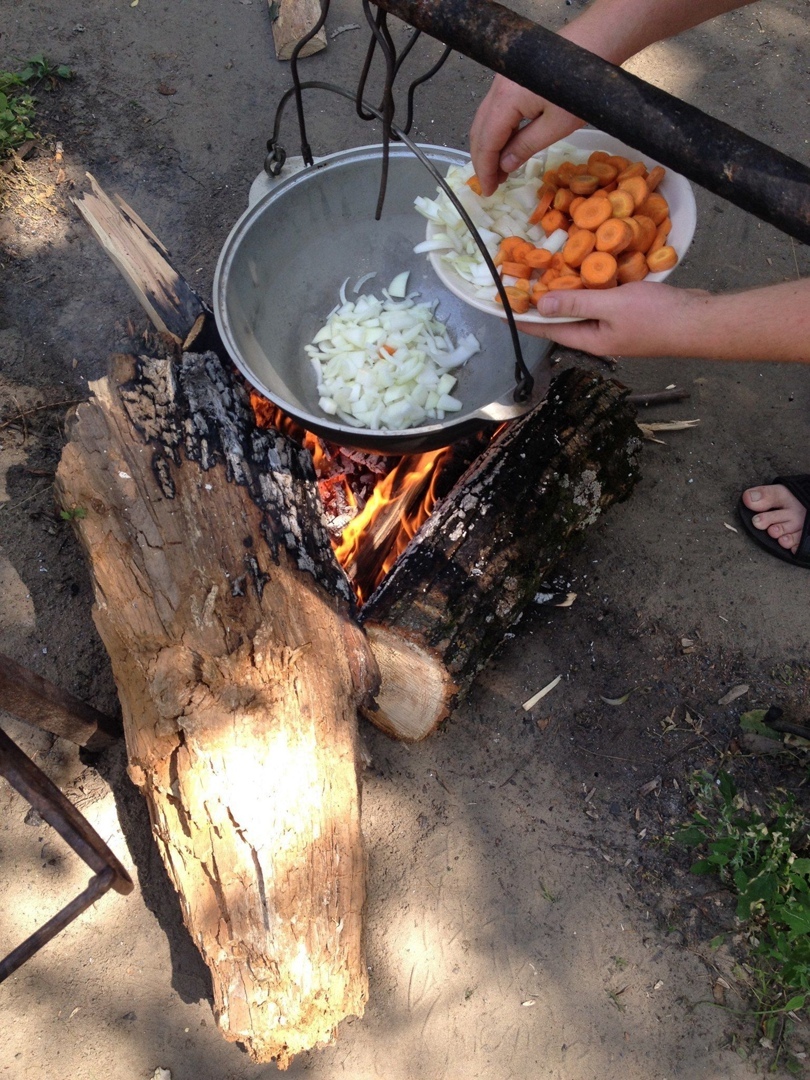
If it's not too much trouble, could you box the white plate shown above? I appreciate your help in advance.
[426,127,697,324]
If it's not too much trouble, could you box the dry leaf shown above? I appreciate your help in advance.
[600,688,636,706]
[718,684,749,706]
[522,675,561,710]
[639,776,661,797]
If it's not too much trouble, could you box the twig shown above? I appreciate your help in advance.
[627,388,691,406]
[0,481,52,512]
[0,399,82,431]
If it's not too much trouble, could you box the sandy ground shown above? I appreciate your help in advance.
[1,1,809,1078]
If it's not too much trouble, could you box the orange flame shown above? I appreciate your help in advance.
[249,391,451,605]
[333,447,451,603]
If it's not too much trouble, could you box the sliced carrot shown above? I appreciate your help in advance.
[539,208,568,235]
[555,160,577,187]
[530,280,549,302]
[591,186,611,200]
[628,214,657,253]
[553,187,576,214]
[567,222,582,237]
[550,251,575,275]
[546,273,583,290]
[540,267,559,286]
[618,175,650,209]
[569,173,600,196]
[571,195,613,231]
[595,217,633,256]
[524,246,553,269]
[515,277,532,293]
[498,236,525,260]
[528,182,558,224]
[645,165,666,192]
[637,191,670,225]
[617,161,648,181]
[616,250,649,284]
[646,245,678,273]
[588,150,611,167]
[580,250,618,289]
[495,286,531,314]
[590,161,619,187]
[568,195,586,217]
[571,162,590,176]
[647,217,672,255]
[501,261,533,278]
[510,239,536,262]
[562,228,596,268]
[466,175,483,195]
[543,169,560,187]
[607,188,635,219]
[605,154,631,173]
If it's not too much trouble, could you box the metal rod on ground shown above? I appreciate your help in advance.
[370,0,810,245]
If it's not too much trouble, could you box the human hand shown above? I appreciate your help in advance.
[469,75,584,196]
[519,282,711,357]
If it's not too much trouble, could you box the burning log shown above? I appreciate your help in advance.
[359,367,641,740]
[55,348,375,1066]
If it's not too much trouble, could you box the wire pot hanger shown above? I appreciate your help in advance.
[265,0,535,404]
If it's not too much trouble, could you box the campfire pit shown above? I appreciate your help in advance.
[62,175,641,1065]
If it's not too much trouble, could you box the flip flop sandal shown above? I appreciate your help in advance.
[737,474,810,569]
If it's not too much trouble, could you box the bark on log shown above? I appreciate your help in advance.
[55,348,376,1066]
[269,0,327,60]
[359,366,641,740]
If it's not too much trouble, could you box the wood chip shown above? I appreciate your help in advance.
[638,776,661,797]
[522,675,561,710]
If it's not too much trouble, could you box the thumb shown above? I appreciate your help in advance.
[536,289,602,321]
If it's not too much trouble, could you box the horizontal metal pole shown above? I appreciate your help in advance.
[372,0,810,245]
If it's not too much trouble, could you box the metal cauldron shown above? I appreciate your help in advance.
[213,144,553,455]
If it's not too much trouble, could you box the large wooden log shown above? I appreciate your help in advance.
[359,366,641,740]
[55,348,376,1066]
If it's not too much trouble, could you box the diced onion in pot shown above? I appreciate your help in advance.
[307,283,480,431]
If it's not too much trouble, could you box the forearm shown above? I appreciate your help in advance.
[673,281,810,363]
[558,0,755,65]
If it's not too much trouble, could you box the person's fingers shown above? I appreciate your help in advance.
[536,290,608,322]
[499,111,585,175]
[470,78,547,195]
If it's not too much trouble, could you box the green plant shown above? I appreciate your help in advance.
[0,54,73,158]
[676,771,810,1061]
[59,506,88,522]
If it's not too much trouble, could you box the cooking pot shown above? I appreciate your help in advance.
[213,144,553,455]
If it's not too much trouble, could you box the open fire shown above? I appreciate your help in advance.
[250,391,456,604]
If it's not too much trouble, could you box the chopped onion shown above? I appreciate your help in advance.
[413,148,592,295]
[353,271,377,293]
[387,271,410,298]
[307,283,480,430]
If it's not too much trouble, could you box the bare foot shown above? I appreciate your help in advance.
[742,483,806,554]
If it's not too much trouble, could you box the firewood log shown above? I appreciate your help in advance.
[268,0,327,60]
[359,366,641,740]
[55,348,376,1066]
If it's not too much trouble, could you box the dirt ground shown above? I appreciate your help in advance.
[1,1,809,1078]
